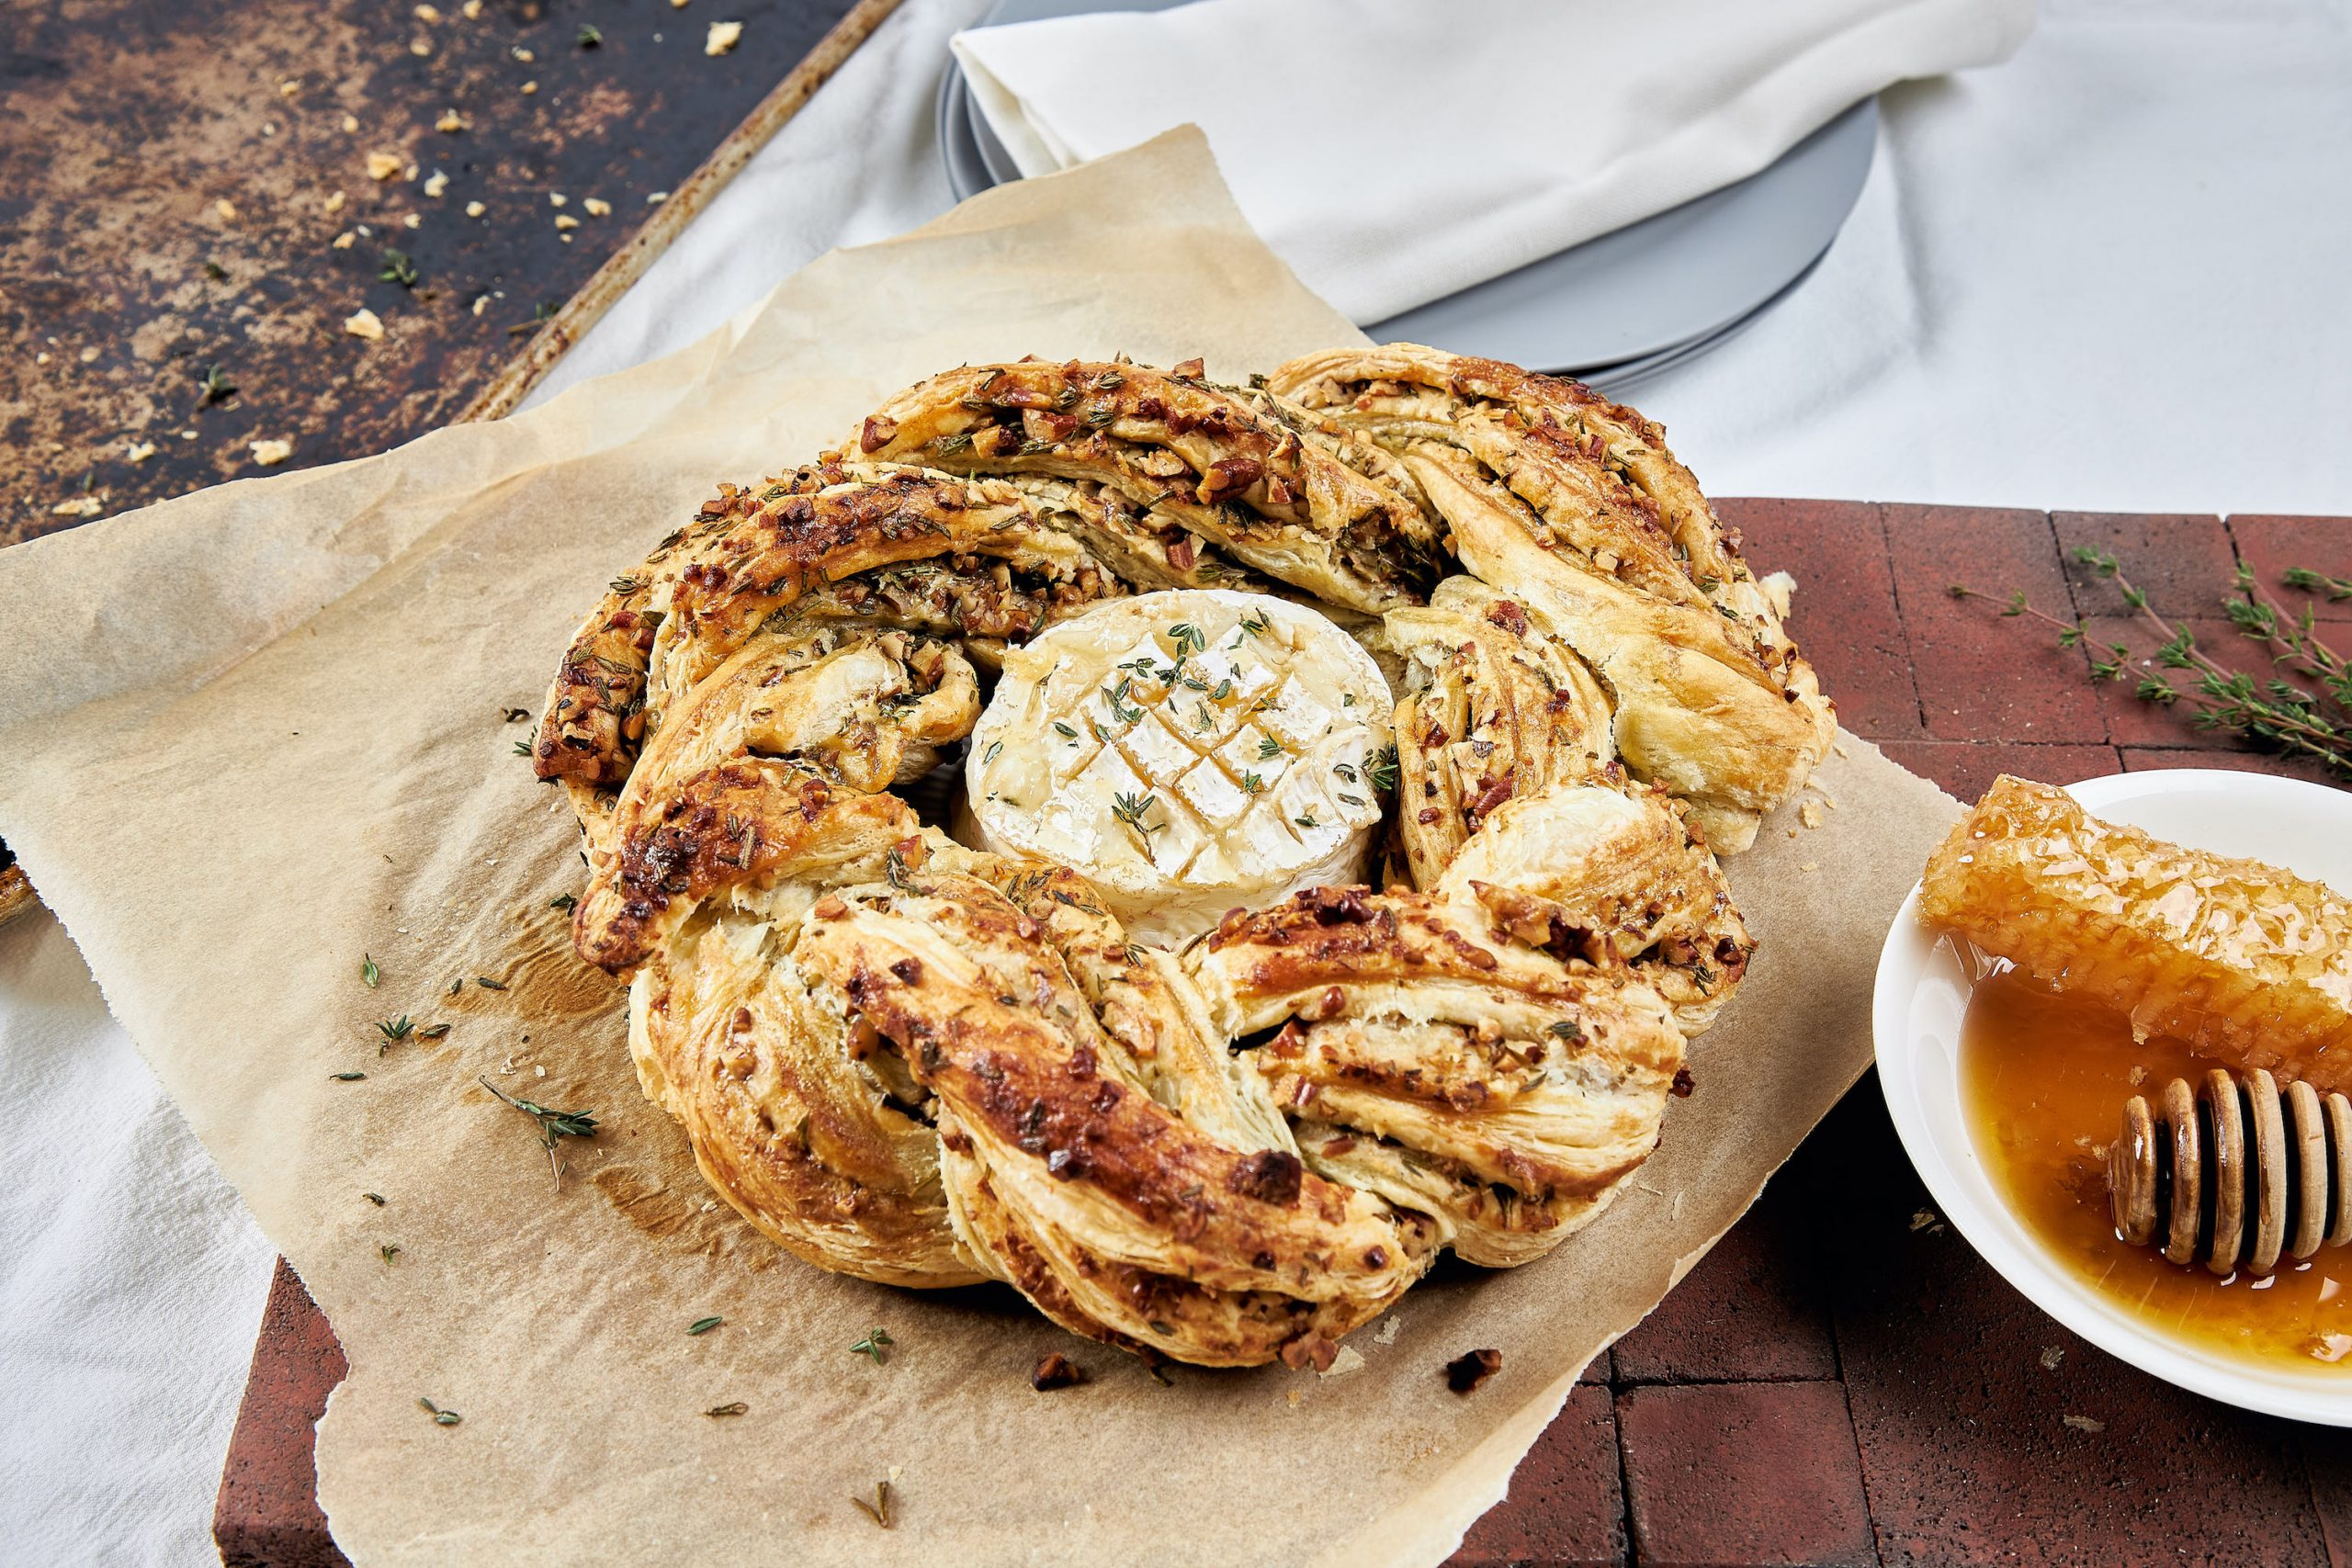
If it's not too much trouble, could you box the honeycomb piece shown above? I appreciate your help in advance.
[1920,774,2352,1090]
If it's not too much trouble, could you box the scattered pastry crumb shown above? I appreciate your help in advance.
[554,213,579,231]
[413,3,440,20]
[2062,1414,2104,1433]
[521,80,539,95]
[1909,1208,1944,1235]
[1444,1348,1502,1394]
[1799,861,1819,873]
[548,192,568,208]
[1319,1346,1366,1380]
[125,440,156,463]
[1800,801,1825,829]
[706,18,741,54]
[332,231,356,250]
[324,190,347,215]
[1029,1353,1086,1391]
[249,438,293,467]
[1285,1387,1301,1406]
[345,308,385,340]
[213,197,237,221]
[462,0,481,16]
[465,199,487,218]
[2040,1345,2064,1370]
[366,152,403,181]
[424,171,448,198]
[1375,1316,1401,1345]
[51,494,104,519]
[583,196,611,217]
[2128,1064,2147,1085]
[401,213,421,230]
[436,108,467,133]
[341,112,361,132]
[647,190,669,205]
[409,38,431,57]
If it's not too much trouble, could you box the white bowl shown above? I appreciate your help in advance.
[1873,767,2352,1426]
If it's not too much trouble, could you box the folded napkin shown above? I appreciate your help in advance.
[956,0,2033,325]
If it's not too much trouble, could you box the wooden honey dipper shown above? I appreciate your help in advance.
[2109,1068,2352,1276]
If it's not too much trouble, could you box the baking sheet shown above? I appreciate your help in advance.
[0,129,1957,1566]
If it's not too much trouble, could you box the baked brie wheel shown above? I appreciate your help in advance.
[1267,344,1836,852]
[535,351,1816,1370]
[964,589,1394,943]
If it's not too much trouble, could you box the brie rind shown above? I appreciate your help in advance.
[963,591,1394,942]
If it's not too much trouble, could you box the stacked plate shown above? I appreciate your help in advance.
[939,0,1877,389]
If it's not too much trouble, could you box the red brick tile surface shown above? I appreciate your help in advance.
[2053,513,2235,618]
[1881,506,2109,744]
[2230,515,2352,623]
[2118,745,2348,790]
[2074,615,2263,749]
[1453,1386,1627,1568]
[1803,1090,2335,1568]
[215,1260,351,1568]
[221,505,2352,1568]
[1619,1382,1876,1568]
[1721,498,1922,739]
[1875,739,2119,804]
[1612,1175,1838,1385]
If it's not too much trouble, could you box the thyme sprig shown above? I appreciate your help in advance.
[1111,791,1162,844]
[1949,550,2352,778]
[850,1325,894,1364]
[477,1075,599,1183]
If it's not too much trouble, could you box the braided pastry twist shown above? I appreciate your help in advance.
[534,352,1818,1368]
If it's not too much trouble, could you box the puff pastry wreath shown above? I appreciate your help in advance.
[532,352,1814,1369]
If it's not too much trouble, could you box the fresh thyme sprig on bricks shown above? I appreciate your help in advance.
[1950,548,2352,779]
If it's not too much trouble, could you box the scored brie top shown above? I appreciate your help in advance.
[962,590,1395,943]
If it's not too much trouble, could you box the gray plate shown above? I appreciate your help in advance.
[939,0,1874,378]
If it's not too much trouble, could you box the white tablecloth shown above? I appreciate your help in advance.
[9,0,2348,1559]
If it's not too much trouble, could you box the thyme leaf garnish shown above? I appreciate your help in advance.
[851,1481,893,1529]
[330,1070,367,1081]
[850,1325,894,1364]
[704,1401,749,1417]
[361,954,380,987]
[377,1015,413,1044]
[548,893,577,913]
[1111,791,1162,843]
[477,1075,598,1183]
[689,1316,724,1336]
[418,1397,460,1426]
[1951,553,2352,778]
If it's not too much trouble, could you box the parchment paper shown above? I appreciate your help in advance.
[0,130,1957,1566]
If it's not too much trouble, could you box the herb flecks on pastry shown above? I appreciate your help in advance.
[532,352,1800,1369]
[965,591,1393,943]
[1268,344,1834,852]
[856,359,1444,615]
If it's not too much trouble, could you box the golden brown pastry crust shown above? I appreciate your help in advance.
[854,360,1445,613]
[535,358,1795,1367]
[1267,344,1834,851]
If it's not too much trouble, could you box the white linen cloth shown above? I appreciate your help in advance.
[11,0,2351,1560]
[952,0,2036,324]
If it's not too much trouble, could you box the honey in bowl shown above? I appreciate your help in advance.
[1961,964,2352,1371]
